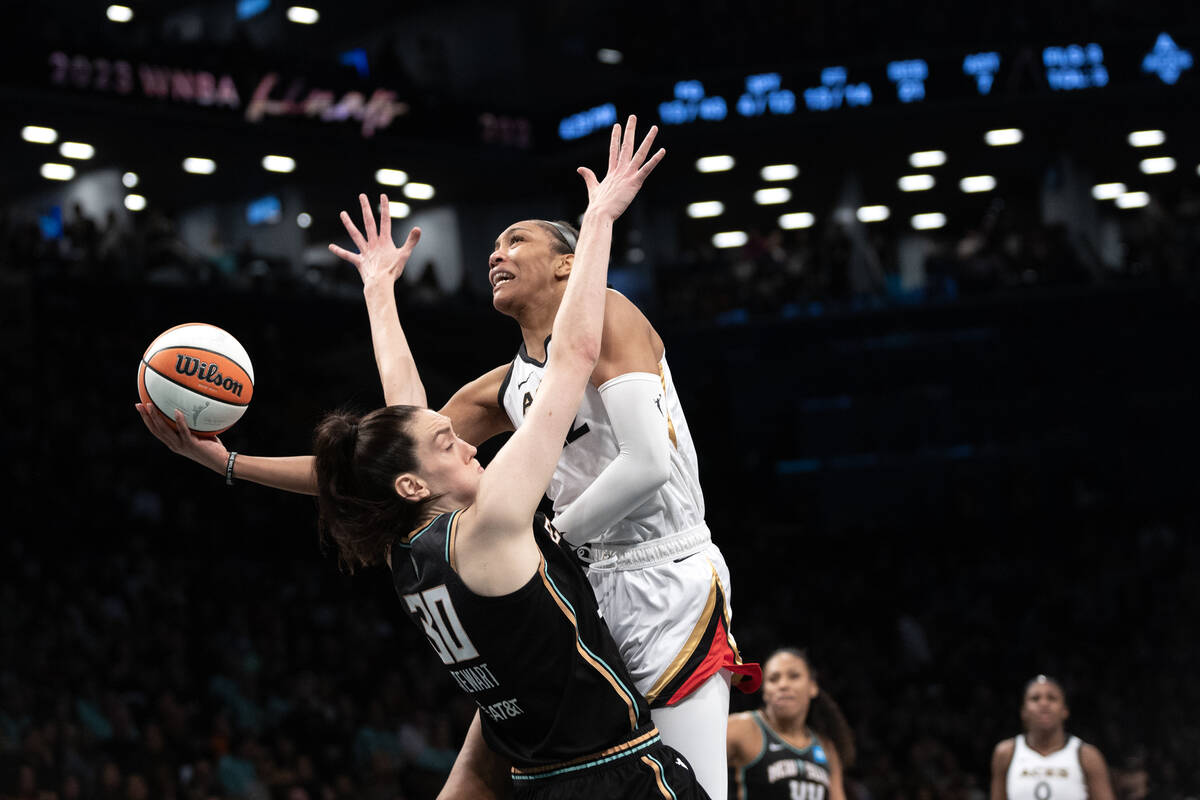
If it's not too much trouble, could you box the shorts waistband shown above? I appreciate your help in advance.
[575,524,711,570]
[510,726,661,781]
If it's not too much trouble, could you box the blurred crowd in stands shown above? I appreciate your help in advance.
[4,177,1199,323]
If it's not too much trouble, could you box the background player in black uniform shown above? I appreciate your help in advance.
[305,119,704,799]
[727,648,855,800]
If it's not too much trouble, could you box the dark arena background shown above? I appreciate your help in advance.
[2,1,1199,798]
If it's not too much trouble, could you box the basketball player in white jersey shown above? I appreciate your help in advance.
[990,675,1115,800]
[136,117,757,800]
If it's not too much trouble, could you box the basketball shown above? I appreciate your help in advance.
[137,323,255,436]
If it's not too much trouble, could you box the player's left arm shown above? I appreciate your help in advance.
[550,290,673,546]
[1079,743,1116,800]
[820,734,847,800]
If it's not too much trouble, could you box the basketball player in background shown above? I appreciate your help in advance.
[990,675,1115,800]
[726,648,854,800]
[138,115,757,798]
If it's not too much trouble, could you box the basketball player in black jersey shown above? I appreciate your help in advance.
[727,649,855,800]
[301,120,701,798]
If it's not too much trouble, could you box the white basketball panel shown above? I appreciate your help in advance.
[144,323,255,383]
[142,364,248,433]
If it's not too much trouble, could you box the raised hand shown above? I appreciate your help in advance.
[135,403,229,475]
[576,115,666,222]
[328,193,422,289]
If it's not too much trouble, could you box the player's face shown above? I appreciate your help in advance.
[762,652,819,722]
[488,221,568,316]
[409,410,483,505]
[1020,680,1069,733]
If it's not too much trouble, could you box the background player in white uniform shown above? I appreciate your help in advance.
[137,118,756,800]
[990,675,1115,800]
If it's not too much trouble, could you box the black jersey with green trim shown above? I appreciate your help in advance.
[390,510,651,769]
[732,712,832,800]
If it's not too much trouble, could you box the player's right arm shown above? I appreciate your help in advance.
[726,712,763,768]
[990,738,1015,800]
[136,365,512,495]
[437,712,512,800]
[329,193,428,408]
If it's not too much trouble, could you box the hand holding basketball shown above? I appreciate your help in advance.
[136,402,229,474]
[329,193,422,290]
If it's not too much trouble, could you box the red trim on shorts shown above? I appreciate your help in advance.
[662,618,762,706]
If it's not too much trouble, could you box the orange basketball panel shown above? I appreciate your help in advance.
[145,347,254,406]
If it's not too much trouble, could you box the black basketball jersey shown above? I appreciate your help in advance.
[390,509,652,769]
[732,712,833,800]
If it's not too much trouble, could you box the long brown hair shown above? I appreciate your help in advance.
[768,647,857,768]
[312,405,437,572]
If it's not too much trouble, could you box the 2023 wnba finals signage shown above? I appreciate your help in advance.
[48,51,409,138]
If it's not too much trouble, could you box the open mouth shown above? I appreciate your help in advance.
[490,270,515,290]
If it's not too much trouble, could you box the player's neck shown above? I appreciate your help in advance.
[764,708,810,742]
[1025,728,1067,754]
[515,292,565,362]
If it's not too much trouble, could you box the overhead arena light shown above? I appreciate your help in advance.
[1139,156,1176,174]
[182,157,217,174]
[59,142,95,160]
[985,128,1023,146]
[1091,182,1125,200]
[106,5,133,22]
[695,155,735,173]
[596,48,623,65]
[856,205,890,223]
[909,150,947,168]
[1127,130,1165,148]
[40,163,75,181]
[686,201,724,218]
[959,175,997,193]
[386,201,411,219]
[124,194,146,211]
[286,6,319,23]
[403,182,435,200]
[898,174,935,192]
[262,155,296,173]
[778,212,815,229]
[296,212,312,229]
[712,231,748,248]
[753,187,791,205]
[122,171,139,188]
[760,164,799,181]
[375,168,408,186]
[1115,191,1150,209]
[21,126,57,144]
[911,212,947,230]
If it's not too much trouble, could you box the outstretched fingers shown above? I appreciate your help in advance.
[358,193,378,240]
[339,211,368,253]
[379,194,392,242]
[328,243,359,265]
[577,166,600,193]
[607,122,621,174]
[399,226,422,254]
[630,124,659,168]
[619,115,638,164]
[636,147,667,181]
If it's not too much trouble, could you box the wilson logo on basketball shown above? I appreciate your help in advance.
[175,354,246,397]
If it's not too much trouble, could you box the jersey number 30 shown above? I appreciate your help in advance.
[404,585,480,665]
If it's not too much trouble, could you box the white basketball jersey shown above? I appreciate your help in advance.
[1006,735,1088,800]
[498,337,705,546]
